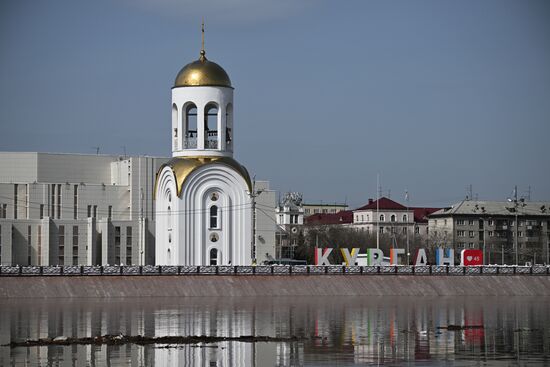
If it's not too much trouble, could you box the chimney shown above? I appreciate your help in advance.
[368,198,374,204]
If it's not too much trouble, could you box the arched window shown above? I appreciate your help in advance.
[167,205,172,230]
[390,214,396,222]
[402,214,407,222]
[184,104,197,148]
[226,103,233,149]
[204,103,218,149]
[379,214,385,222]
[210,248,218,265]
[172,104,178,150]
[210,205,218,228]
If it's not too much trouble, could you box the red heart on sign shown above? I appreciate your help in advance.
[461,249,483,266]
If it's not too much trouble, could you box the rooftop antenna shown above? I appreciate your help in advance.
[466,184,473,200]
[91,146,100,155]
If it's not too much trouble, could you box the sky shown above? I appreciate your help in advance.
[1,0,549,209]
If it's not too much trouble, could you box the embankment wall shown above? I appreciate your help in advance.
[1,275,550,298]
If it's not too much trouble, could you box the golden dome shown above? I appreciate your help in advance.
[174,52,232,88]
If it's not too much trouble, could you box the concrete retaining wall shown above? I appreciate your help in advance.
[2,275,550,298]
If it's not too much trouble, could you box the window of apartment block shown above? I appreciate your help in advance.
[304,209,310,214]
[87,205,91,218]
[126,227,132,265]
[73,185,78,220]
[469,231,475,238]
[37,225,42,265]
[402,227,407,234]
[469,243,475,248]
[115,226,121,264]
[0,203,6,218]
[415,226,419,234]
[72,226,78,265]
[108,206,112,219]
[39,204,44,219]
[25,185,29,219]
[58,225,65,265]
[457,219,465,226]
[322,209,328,214]
[57,184,61,219]
[14,184,18,219]
[93,205,97,218]
[27,225,31,265]
[390,215,396,222]
[468,220,474,226]
[489,220,494,226]
[457,230,465,237]
[50,184,54,218]
[314,209,319,214]
[489,231,494,237]
[518,231,523,237]
[444,219,447,225]
[379,226,384,233]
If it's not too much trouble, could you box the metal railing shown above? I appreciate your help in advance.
[0,265,549,277]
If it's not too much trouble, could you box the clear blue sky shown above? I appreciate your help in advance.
[1,0,549,208]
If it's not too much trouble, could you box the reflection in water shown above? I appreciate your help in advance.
[0,296,549,366]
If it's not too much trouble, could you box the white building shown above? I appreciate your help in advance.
[154,38,272,265]
[275,192,304,259]
[0,152,166,266]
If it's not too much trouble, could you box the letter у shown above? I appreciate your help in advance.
[367,248,384,266]
[315,248,333,265]
[340,248,359,266]
[436,248,454,266]
[390,248,405,265]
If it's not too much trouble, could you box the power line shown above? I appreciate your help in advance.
[0,194,255,216]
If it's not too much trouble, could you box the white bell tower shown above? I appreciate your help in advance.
[171,23,234,158]
[155,23,252,266]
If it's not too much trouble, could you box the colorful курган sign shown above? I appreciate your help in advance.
[314,247,483,266]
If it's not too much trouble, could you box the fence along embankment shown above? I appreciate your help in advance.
[1,265,550,298]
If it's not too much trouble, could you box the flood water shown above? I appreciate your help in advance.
[0,296,549,366]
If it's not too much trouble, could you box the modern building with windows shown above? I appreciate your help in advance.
[0,152,166,266]
[428,200,550,264]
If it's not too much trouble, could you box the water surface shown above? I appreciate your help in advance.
[0,296,548,366]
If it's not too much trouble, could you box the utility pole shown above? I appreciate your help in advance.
[248,176,263,264]
[405,190,410,265]
[376,173,380,249]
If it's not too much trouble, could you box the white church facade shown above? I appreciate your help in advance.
[154,38,254,266]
